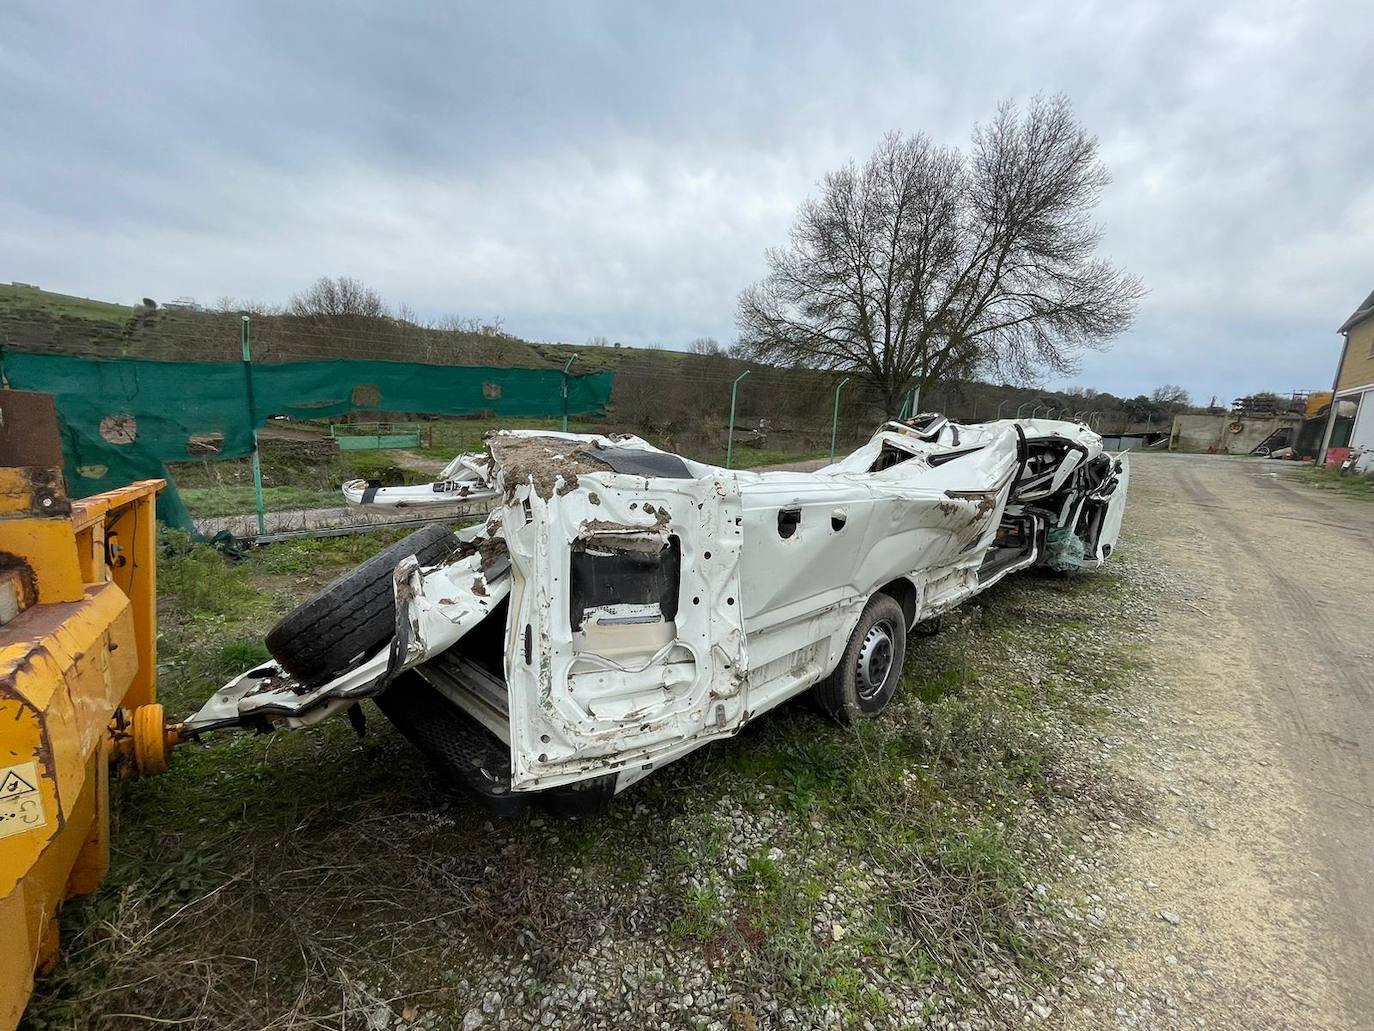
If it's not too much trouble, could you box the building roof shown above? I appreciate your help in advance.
[1339,287,1374,333]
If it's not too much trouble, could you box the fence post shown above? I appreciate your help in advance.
[829,377,851,462]
[561,352,580,433]
[726,370,750,469]
[241,316,267,535]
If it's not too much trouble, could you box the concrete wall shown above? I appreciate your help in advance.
[1169,413,1302,454]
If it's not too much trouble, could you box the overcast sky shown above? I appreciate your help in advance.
[2,1,1370,402]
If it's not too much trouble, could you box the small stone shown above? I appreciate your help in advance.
[1158,910,1181,926]
[462,1009,483,1031]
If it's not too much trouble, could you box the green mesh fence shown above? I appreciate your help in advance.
[2,351,614,532]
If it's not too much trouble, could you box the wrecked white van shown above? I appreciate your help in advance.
[190,415,1128,813]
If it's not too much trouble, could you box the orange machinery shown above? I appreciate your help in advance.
[1,389,176,1029]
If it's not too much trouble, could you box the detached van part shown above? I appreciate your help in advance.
[189,415,1128,812]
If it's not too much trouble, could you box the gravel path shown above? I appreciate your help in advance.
[1066,453,1374,1030]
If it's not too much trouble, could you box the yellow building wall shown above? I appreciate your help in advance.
[1337,317,1374,392]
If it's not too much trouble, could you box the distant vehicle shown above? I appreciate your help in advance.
[1339,445,1373,476]
[190,416,1129,813]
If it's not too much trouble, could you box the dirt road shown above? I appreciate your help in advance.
[1086,454,1374,1029]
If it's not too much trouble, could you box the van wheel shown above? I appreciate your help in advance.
[265,523,457,686]
[813,593,907,723]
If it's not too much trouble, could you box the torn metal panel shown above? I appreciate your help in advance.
[342,453,498,508]
[502,466,748,790]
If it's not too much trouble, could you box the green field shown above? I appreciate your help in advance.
[0,282,133,323]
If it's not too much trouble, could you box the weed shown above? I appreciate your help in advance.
[248,527,414,575]
[669,886,725,942]
[1294,464,1374,499]
[177,482,341,516]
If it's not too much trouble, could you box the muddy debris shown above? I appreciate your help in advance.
[577,517,671,554]
[486,433,612,500]
[452,531,510,571]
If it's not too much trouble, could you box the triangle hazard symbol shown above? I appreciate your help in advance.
[0,770,37,798]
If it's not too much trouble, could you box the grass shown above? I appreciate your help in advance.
[169,445,438,518]
[0,283,133,324]
[176,483,344,515]
[149,527,415,714]
[708,445,831,469]
[1294,463,1374,499]
[167,418,831,519]
[24,525,1153,1029]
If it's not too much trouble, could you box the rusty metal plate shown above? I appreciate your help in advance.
[0,391,63,468]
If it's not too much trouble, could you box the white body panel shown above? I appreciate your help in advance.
[194,416,1129,799]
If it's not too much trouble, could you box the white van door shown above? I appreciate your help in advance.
[501,472,749,792]
[1094,453,1130,559]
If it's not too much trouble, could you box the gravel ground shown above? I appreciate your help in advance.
[1060,453,1373,1031]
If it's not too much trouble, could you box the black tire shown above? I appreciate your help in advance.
[265,523,457,685]
[812,592,907,724]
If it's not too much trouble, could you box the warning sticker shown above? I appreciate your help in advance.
[0,761,47,840]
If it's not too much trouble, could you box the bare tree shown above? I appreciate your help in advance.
[288,275,386,318]
[214,294,281,315]
[737,96,1144,412]
[1150,384,1191,409]
[425,313,503,336]
[688,336,723,356]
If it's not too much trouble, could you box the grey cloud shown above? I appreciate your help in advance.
[2,0,1370,402]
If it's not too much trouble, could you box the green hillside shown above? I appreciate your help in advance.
[0,284,552,368]
[0,282,133,323]
[0,283,690,373]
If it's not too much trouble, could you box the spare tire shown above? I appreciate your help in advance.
[265,523,457,685]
